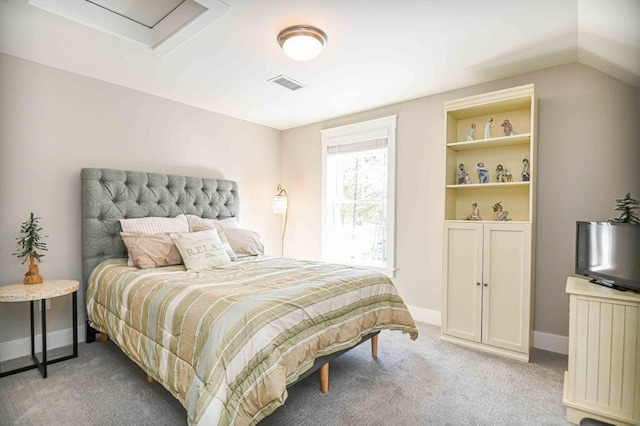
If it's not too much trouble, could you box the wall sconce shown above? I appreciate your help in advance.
[272,184,288,256]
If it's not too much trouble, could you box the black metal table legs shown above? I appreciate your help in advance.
[0,291,78,378]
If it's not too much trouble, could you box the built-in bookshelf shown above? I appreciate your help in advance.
[441,84,537,362]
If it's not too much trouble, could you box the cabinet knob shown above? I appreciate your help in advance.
[483,283,488,287]
[476,282,481,286]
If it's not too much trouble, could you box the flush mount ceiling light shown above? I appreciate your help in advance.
[277,25,328,61]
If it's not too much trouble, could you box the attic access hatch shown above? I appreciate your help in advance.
[29,0,230,55]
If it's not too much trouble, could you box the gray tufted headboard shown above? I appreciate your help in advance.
[81,168,239,291]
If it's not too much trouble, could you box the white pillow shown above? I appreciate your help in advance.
[170,229,232,270]
[120,214,189,234]
[186,215,239,232]
[223,228,264,257]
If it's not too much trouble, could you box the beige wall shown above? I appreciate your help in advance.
[282,63,640,337]
[0,54,282,343]
[1,55,637,346]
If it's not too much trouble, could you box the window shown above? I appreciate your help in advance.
[321,116,396,277]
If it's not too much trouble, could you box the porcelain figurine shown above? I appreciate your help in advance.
[484,118,493,139]
[501,119,514,136]
[466,203,482,220]
[467,123,476,141]
[522,158,530,182]
[477,162,489,183]
[496,164,505,182]
[458,163,466,184]
[492,202,511,221]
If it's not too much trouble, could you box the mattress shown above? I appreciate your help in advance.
[86,256,418,425]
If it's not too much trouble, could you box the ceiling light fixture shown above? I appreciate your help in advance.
[277,25,328,61]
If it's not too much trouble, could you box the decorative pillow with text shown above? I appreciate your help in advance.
[170,229,231,271]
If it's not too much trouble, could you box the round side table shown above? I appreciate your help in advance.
[0,279,79,378]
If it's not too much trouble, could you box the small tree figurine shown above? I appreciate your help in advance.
[610,192,640,224]
[13,212,48,284]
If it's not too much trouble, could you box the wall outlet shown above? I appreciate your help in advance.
[38,299,51,311]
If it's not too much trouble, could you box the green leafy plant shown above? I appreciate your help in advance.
[610,192,640,224]
[13,212,48,264]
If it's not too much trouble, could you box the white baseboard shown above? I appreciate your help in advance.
[0,325,86,362]
[0,317,570,360]
[407,305,569,355]
[407,305,441,326]
[533,330,568,355]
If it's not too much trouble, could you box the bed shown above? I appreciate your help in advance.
[81,168,418,425]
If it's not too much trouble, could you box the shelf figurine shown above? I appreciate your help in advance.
[503,168,513,182]
[458,163,466,184]
[467,123,476,141]
[477,162,489,183]
[464,173,472,184]
[492,202,512,221]
[501,119,514,136]
[465,203,482,220]
[496,164,505,182]
[484,118,493,139]
[522,158,530,181]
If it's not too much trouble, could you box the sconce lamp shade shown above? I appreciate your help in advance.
[272,195,288,214]
[277,25,328,61]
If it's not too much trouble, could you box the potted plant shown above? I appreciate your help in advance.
[13,212,48,284]
[610,192,640,224]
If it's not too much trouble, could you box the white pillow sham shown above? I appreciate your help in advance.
[186,215,239,232]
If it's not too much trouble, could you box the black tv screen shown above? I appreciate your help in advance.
[575,222,640,293]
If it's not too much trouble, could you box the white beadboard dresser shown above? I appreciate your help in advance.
[563,276,640,426]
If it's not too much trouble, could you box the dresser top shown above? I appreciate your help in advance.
[566,276,640,303]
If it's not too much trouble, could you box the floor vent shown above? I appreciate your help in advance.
[268,75,306,91]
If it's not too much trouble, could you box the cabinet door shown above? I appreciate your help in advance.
[442,223,483,342]
[481,223,531,353]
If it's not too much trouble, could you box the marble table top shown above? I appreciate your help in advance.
[0,279,79,302]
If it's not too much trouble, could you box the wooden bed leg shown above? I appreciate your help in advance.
[319,363,329,394]
[147,375,154,383]
[371,334,378,359]
[98,333,108,343]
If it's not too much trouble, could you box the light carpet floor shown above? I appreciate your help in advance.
[0,323,570,425]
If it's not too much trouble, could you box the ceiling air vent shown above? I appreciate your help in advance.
[268,75,306,91]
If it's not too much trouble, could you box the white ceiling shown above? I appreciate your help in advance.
[1,0,638,130]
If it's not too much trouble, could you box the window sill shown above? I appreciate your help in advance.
[323,258,396,278]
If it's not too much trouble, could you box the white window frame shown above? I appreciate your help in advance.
[321,115,397,278]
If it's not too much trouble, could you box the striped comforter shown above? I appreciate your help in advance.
[86,256,418,425]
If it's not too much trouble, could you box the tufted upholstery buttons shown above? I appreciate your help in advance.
[82,170,239,290]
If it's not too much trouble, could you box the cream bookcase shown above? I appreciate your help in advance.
[441,84,537,362]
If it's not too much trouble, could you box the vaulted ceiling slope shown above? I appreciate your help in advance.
[1,0,638,130]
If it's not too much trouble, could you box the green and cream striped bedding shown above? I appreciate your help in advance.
[86,256,418,425]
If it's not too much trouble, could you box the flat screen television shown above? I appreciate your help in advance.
[575,221,640,293]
